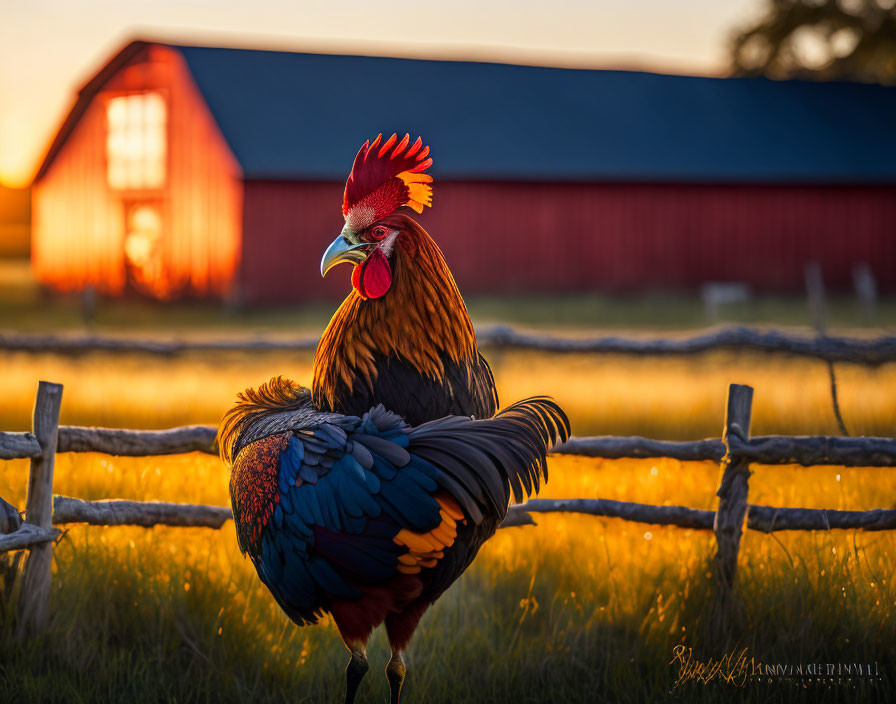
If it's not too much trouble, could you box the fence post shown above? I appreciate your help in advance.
[708,383,753,647]
[17,381,63,638]
[714,383,753,588]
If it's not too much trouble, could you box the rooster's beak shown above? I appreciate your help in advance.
[321,227,373,277]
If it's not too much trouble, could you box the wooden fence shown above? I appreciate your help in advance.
[2,380,896,638]
[2,325,896,365]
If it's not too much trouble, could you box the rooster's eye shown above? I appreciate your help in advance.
[370,226,388,240]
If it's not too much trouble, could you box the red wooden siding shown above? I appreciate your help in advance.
[239,181,348,303]
[32,44,242,298]
[240,180,896,303]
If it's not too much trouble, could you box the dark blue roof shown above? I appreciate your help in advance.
[175,44,896,184]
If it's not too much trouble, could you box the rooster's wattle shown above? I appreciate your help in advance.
[222,134,569,704]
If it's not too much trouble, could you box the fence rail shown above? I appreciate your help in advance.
[7,496,896,553]
[3,325,896,365]
[52,496,231,529]
[4,427,896,466]
[508,499,896,533]
[0,432,41,460]
[0,523,60,552]
[2,380,896,638]
[56,425,217,456]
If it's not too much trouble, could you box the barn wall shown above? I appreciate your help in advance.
[165,47,243,298]
[424,182,896,294]
[240,181,348,303]
[32,44,242,297]
[241,180,896,303]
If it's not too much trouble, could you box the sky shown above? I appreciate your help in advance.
[0,0,757,188]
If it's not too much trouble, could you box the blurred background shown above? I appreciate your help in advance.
[2,2,896,701]
[1,0,894,327]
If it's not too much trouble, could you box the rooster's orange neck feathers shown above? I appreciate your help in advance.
[312,216,477,411]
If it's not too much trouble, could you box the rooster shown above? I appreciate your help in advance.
[222,134,569,704]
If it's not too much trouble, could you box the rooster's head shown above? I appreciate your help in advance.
[320,133,433,299]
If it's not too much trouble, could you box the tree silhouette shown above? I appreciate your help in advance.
[730,0,896,83]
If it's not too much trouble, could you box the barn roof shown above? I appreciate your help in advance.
[38,40,896,184]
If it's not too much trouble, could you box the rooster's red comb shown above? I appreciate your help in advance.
[342,133,433,232]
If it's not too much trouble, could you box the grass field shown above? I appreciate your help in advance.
[1,347,895,439]
[1,347,895,702]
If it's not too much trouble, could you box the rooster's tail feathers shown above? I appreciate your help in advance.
[406,397,570,522]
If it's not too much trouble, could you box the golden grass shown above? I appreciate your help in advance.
[2,349,895,439]
[3,447,894,701]
[1,349,895,701]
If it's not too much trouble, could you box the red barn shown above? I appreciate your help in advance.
[33,39,896,302]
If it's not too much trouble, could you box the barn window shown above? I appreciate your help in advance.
[106,93,167,190]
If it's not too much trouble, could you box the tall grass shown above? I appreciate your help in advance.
[1,350,894,702]
[1,350,894,438]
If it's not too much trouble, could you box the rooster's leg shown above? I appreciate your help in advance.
[343,641,368,704]
[384,603,428,704]
[386,648,406,704]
